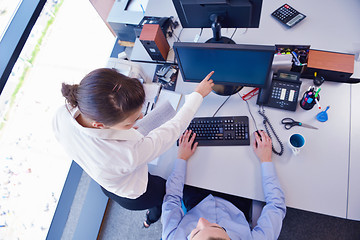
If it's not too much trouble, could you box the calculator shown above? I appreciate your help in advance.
[271,4,306,28]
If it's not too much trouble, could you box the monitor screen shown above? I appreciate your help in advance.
[173,42,275,88]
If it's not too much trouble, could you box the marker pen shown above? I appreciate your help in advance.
[315,98,321,109]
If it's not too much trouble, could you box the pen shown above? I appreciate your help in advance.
[144,102,150,115]
[306,91,313,99]
[291,51,302,66]
[140,4,145,15]
[153,85,162,109]
[315,98,321,109]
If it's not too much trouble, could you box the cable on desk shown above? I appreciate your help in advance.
[168,16,181,42]
[257,105,284,156]
[231,28,248,40]
[177,28,184,41]
[172,28,183,63]
[230,28,237,40]
[212,95,232,117]
[238,93,258,131]
[173,32,181,42]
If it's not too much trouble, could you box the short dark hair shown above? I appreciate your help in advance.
[61,68,145,126]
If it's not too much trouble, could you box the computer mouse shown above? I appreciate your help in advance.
[255,130,263,141]
[255,130,263,147]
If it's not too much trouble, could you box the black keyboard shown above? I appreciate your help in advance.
[182,116,250,146]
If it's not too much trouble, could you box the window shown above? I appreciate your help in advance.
[0,0,46,95]
[0,0,114,238]
[0,0,23,41]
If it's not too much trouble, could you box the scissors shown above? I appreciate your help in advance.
[281,118,318,130]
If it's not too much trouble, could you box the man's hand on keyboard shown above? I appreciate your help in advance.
[178,130,198,161]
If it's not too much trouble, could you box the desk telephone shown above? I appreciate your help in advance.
[257,70,302,111]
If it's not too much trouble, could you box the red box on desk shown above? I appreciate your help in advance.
[139,24,170,61]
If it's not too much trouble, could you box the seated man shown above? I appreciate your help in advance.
[161,130,286,239]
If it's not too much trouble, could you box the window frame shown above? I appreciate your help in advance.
[46,161,109,239]
[0,0,46,95]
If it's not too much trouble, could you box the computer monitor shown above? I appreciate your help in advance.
[173,42,275,96]
[172,0,263,43]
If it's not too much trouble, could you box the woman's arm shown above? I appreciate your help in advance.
[133,72,214,166]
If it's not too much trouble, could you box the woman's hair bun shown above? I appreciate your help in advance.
[61,83,79,107]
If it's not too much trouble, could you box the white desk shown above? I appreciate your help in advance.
[348,61,360,220]
[130,0,360,220]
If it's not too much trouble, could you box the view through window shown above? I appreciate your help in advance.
[0,0,115,238]
[0,0,23,41]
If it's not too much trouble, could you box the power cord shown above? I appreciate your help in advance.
[238,93,258,131]
[212,95,231,117]
[257,105,284,156]
[167,16,181,41]
[177,28,183,41]
[230,28,248,40]
[230,28,237,40]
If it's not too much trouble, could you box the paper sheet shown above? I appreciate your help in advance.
[157,90,182,111]
[136,101,176,165]
[136,100,176,136]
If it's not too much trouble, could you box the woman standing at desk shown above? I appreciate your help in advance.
[53,68,214,228]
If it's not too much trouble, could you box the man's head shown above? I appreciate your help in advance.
[189,217,230,240]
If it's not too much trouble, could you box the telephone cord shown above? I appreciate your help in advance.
[258,106,284,156]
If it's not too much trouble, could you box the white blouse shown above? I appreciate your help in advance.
[53,92,203,199]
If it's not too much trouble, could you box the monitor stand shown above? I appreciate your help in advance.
[205,14,242,95]
[206,14,235,44]
[212,84,243,96]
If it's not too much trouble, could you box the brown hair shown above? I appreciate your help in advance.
[61,68,145,126]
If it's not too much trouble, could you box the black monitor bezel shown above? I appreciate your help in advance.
[173,42,275,89]
[172,0,263,29]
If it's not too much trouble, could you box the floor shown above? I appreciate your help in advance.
[99,199,360,240]
[99,200,162,240]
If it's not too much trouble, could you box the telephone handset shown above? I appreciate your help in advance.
[257,70,302,111]
[256,70,274,105]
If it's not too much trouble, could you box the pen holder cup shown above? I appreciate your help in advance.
[300,91,320,110]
